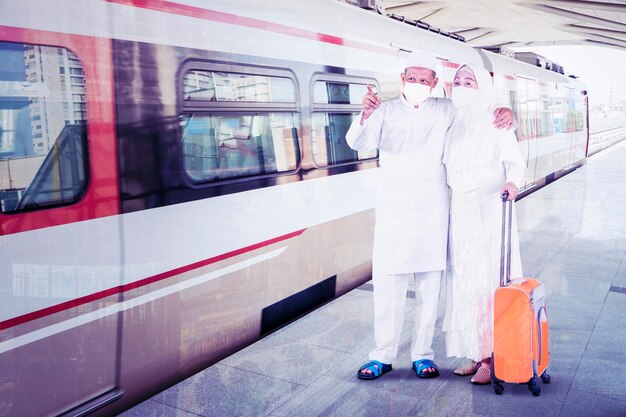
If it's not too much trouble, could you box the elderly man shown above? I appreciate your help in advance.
[347,51,514,380]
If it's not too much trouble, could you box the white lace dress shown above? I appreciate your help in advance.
[442,115,525,362]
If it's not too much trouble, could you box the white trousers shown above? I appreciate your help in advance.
[369,270,442,365]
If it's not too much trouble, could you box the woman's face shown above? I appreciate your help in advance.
[453,68,478,90]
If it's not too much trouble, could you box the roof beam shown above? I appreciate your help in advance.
[561,27,626,47]
[564,24,626,39]
[512,39,622,51]
[583,39,626,51]
[583,33,626,48]
[418,7,446,21]
[519,3,626,31]
[539,0,626,13]
[465,30,502,46]
[385,1,436,14]
[453,27,492,36]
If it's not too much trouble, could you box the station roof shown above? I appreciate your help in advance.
[369,0,626,50]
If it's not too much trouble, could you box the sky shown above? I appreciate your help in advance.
[513,45,626,109]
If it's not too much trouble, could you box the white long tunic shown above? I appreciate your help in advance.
[346,97,457,274]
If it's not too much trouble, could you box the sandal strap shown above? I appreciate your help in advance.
[359,360,384,376]
[413,359,437,372]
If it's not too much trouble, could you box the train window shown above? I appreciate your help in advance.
[538,98,553,138]
[179,63,300,184]
[313,82,368,105]
[515,77,539,141]
[565,88,577,133]
[180,113,298,182]
[310,75,378,167]
[311,113,377,165]
[183,70,296,103]
[0,42,88,213]
[576,101,585,132]
[551,99,565,133]
[527,79,537,138]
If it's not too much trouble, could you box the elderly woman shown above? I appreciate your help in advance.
[442,64,526,384]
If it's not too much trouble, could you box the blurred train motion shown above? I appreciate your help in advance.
[0,0,591,416]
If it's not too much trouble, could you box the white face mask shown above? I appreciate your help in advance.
[403,83,431,105]
[452,86,479,109]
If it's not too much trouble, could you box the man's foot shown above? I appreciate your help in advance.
[412,359,440,379]
[357,360,392,380]
[454,361,480,376]
[470,366,491,385]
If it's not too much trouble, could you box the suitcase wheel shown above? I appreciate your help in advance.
[494,382,504,395]
[540,372,551,384]
[528,377,541,396]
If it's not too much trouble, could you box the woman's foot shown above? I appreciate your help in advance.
[454,361,480,376]
[470,366,491,384]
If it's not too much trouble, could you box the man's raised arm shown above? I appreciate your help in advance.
[346,85,383,152]
[360,85,382,125]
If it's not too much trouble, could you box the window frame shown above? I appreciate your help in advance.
[177,61,301,187]
[0,41,90,214]
[180,61,299,113]
[309,73,380,169]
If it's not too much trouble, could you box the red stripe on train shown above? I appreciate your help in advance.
[442,61,460,68]
[0,229,305,331]
[106,0,396,56]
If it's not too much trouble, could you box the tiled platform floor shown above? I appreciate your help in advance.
[121,142,626,417]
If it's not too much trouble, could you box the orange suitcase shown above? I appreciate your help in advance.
[491,194,551,396]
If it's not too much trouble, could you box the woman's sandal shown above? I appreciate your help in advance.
[454,361,481,376]
[412,359,440,379]
[470,366,491,385]
[357,360,392,380]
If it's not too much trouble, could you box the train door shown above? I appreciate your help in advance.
[565,86,577,166]
[581,91,589,157]
[0,26,123,417]
[515,76,539,187]
[566,87,587,164]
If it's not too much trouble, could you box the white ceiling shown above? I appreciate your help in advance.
[370,0,626,50]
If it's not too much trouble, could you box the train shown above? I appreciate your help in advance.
[0,1,588,416]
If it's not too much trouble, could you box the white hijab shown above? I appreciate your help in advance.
[444,64,500,175]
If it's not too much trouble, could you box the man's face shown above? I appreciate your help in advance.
[401,67,438,89]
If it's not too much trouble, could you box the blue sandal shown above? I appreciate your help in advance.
[413,359,440,379]
[357,360,392,380]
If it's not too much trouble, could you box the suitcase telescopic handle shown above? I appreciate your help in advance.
[500,191,513,287]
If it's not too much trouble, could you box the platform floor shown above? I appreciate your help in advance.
[121,142,626,417]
